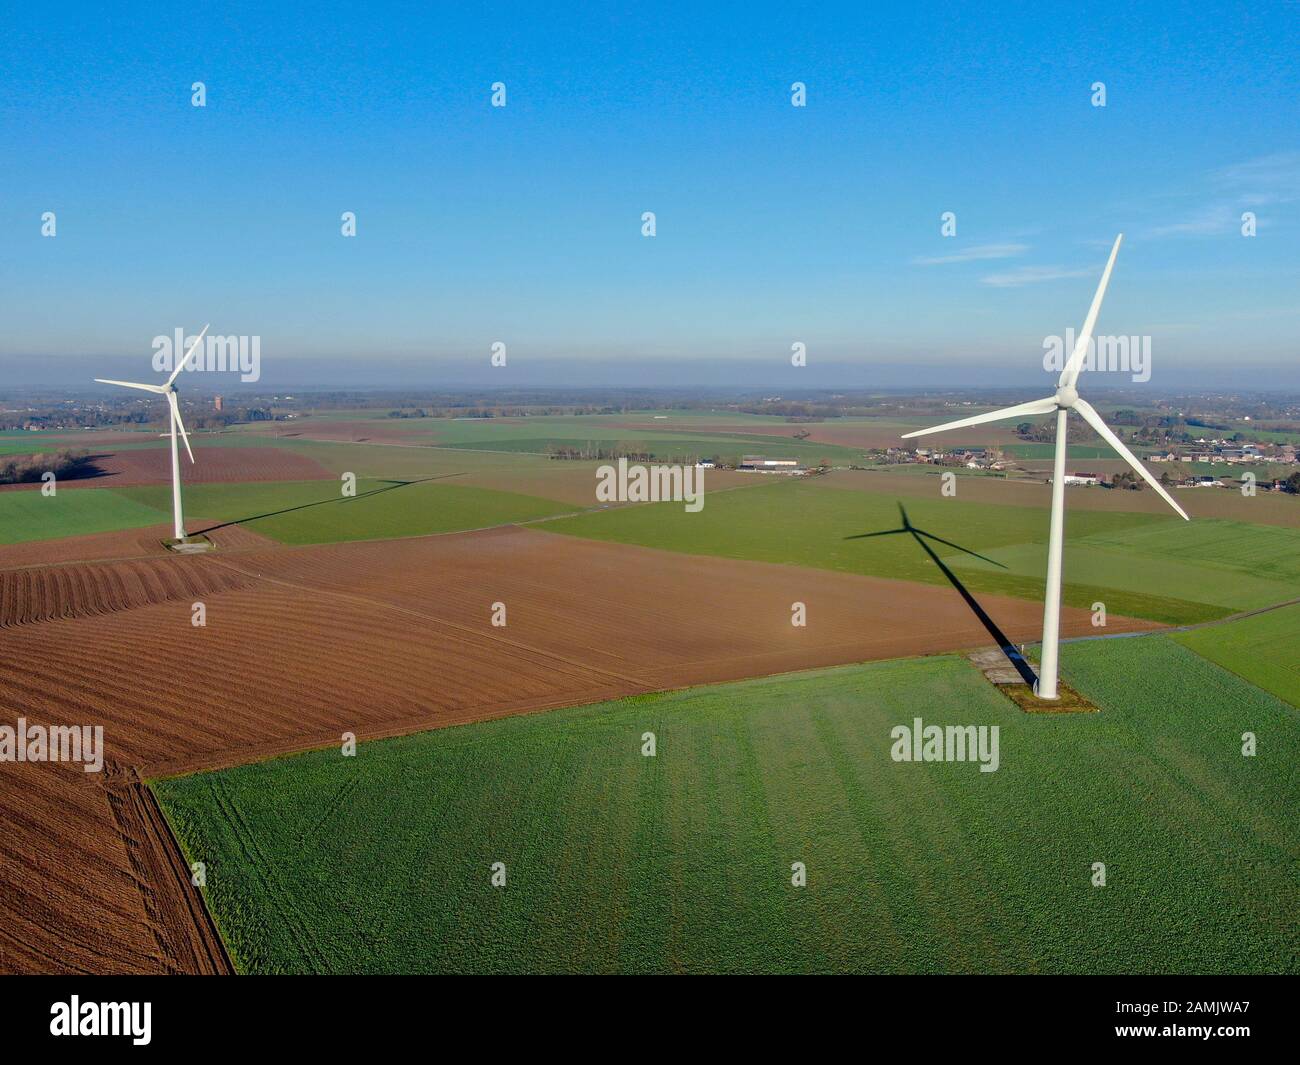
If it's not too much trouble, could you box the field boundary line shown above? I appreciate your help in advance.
[102,774,235,975]
[139,683,639,778]
[1061,594,1300,645]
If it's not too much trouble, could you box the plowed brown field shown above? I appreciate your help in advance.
[0,556,259,628]
[0,763,165,974]
[0,522,274,568]
[61,445,334,486]
[0,525,1159,974]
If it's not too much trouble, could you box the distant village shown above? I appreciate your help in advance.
[865,437,1300,493]
[873,445,1011,471]
[1144,438,1298,466]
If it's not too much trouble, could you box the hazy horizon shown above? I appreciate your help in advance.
[3,354,1297,395]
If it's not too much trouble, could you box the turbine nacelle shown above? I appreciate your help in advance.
[1054,385,1078,409]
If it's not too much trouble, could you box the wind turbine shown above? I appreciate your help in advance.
[96,325,209,544]
[900,235,1188,699]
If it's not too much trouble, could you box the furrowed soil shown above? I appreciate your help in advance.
[0,525,1158,973]
[0,554,259,627]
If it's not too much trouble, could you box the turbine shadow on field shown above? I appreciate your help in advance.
[192,472,467,535]
[56,454,119,483]
[845,502,1039,687]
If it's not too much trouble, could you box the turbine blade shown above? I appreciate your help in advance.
[94,378,166,394]
[1074,398,1188,520]
[166,324,210,386]
[168,392,195,463]
[1059,234,1123,389]
[901,396,1057,439]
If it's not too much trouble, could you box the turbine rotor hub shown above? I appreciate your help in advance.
[1055,385,1078,409]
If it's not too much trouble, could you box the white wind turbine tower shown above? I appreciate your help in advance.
[96,325,209,544]
[901,235,1188,699]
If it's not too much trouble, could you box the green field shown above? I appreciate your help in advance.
[0,438,169,455]
[152,638,1300,974]
[116,478,575,545]
[0,439,73,455]
[417,415,864,465]
[1082,518,1300,584]
[541,480,1241,623]
[444,433,853,463]
[1174,603,1300,708]
[0,486,170,544]
[948,518,1300,613]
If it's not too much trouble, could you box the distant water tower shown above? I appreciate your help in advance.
[214,395,224,411]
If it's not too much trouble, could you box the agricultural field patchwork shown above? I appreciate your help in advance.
[152,638,1300,974]
[4,523,1141,975]
[5,408,1298,981]
[543,480,1261,623]
[377,413,866,465]
[816,468,1300,528]
[947,524,1300,613]
[252,436,764,507]
[116,477,576,544]
[444,433,860,466]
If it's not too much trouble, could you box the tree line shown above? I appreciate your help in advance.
[0,449,93,484]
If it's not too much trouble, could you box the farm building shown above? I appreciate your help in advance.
[738,456,805,474]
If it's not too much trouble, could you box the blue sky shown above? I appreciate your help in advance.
[0,2,1296,388]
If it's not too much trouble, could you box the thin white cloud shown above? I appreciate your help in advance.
[980,265,1091,288]
[912,242,1028,265]
[1211,151,1300,196]
[1149,203,1238,237]
[1148,151,1300,238]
